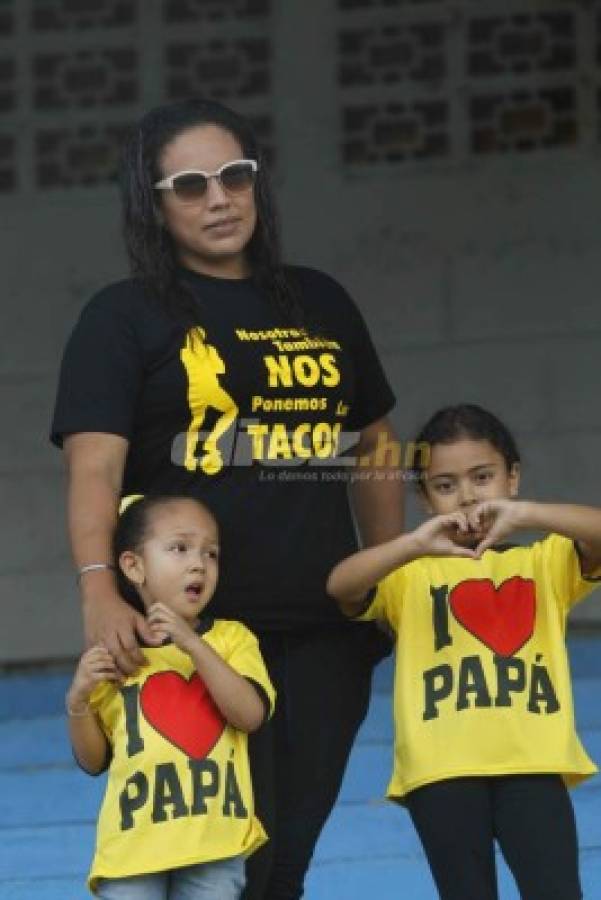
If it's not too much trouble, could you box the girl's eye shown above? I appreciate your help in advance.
[475,471,493,483]
[205,549,219,560]
[170,542,188,552]
[434,481,454,494]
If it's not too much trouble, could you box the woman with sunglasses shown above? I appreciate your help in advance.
[51,98,403,900]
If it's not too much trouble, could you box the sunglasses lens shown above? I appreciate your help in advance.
[172,172,209,200]
[220,162,256,193]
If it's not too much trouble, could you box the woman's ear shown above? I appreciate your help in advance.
[508,462,521,498]
[119,550,145,587]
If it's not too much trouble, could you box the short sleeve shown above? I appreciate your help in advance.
[538,533,601,611]
[356,567,405,632]
[88,680,120,741]
[212,620,276,718]
[50,283,144,447]
[344,298,396,432]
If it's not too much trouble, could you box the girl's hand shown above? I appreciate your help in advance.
[412,512,479,558]
[147,603,197,654]
[68,645,120,711]
[468,499,526,556]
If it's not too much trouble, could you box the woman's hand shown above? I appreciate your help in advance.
[82,588,157,677]
[412,512,479,558]
[63,434,159,677]
[67,644,120,712]
[146,602,198,654]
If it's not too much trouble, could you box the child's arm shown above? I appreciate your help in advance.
[470,501,601,573]
[327,512,476,616]
[66,646,120,774]
[147,604,265,733]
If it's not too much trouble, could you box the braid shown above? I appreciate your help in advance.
[120,99,306,329]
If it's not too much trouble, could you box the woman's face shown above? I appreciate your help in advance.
[157,124,258,279]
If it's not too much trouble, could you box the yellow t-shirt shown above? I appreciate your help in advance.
[359,534,599,801]
[87,619,275,892]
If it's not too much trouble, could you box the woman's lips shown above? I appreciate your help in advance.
[205,218,239,236]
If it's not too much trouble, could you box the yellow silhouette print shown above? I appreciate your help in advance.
[180,327,238,475]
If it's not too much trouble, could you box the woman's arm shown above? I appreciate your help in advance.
[66,646,119,774]
[64,433,156,675]
[471,500,601,573]
[350,416,404,546]
[147,604,266,733]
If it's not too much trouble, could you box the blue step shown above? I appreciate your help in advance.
[1,633,600,899]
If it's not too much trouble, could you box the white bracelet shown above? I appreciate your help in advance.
[66,700,93,717]
[76,563,115,585]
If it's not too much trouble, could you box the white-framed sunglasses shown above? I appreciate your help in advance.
[154,158,258,202]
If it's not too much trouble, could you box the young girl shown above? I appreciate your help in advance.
[328,404,601,900]
[66,495,275,899]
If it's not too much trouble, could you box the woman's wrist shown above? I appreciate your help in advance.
[76,563,115,585]
[79,568,119,601]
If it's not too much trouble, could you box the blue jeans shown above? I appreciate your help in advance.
[95,855,245,899]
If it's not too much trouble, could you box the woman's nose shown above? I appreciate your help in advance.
[205,175,230,209]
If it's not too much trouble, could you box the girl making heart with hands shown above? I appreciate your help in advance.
[328,404,601,900]
[67,495,274,900]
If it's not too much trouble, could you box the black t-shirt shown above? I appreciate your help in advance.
[51,266,395,630]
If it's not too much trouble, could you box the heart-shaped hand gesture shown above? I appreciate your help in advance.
[412,511,479,559]
[466,499,524,557]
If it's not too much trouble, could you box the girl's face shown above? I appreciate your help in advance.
[423,438,520,519]
[120,500,219,623]
[157,124,257,279]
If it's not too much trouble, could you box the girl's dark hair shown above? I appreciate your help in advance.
[412,404,521,490]
[120,97,305,328]
[113,495,216,614]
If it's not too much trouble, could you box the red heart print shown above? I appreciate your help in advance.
[449,577,536,657]
[140,671,225,759]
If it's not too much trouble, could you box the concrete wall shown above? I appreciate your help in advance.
[2,0,600,663]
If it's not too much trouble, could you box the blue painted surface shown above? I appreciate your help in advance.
[0,634,599,899]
